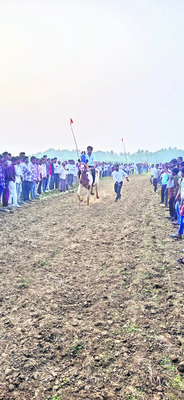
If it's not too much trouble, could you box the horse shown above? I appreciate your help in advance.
[77,163,99,206]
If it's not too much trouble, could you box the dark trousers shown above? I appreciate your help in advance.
[50,175,54,190]
[161,184,167,203]
[37,180,42,195]
[67,174,73,187]
[178,215,184,235]
[169,195,175,217]
[114,181,123,199]
[24,181,32,201]
[54,174,59,189]
[42,177,46,192]
[90,168,95,185]
[153,178,158,192]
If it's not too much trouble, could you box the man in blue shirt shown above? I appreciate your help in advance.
[80,152,86,163]
[86,146,96,193]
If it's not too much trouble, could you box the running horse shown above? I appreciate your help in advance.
[77,163,99,206]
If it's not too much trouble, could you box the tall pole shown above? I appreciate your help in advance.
[70,119,80,160]
[121,138,128,163]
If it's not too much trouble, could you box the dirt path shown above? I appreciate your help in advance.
[0,176,184,400]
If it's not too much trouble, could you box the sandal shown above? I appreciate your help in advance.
[177,258,184,264]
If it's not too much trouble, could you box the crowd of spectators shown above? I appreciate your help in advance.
[0,151,139,211]
[149,157,184,263]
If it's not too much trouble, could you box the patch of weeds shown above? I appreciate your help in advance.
[127,325,138,333]
[98,351,115,368]
[110,291,118,297]
[170,394,180,400]
[126,395,135,400]
[168,364,175,372]
[144,271,154,279]
[48,396,61,400]
[123,323,138,334]
[41,260,51,267]
[68,336,84,357]
[171,374,184,391]
[159,357,175,371]
[17,277,32,289]
[135,384,147,392]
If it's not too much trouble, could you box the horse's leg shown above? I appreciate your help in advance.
[96,183,99,199]
[87,188,90,206]
[77,184,83,202]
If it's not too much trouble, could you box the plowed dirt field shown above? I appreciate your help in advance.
[0,175,184,400]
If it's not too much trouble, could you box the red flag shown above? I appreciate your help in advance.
[70,118,74,124]
[121,138,123,141]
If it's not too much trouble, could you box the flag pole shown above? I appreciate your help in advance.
[70,119,80,160]
[121,138,128,163]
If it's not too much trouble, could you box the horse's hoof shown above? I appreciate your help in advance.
[78,196,83,202]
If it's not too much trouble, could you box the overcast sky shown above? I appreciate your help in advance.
[1,0,184,155]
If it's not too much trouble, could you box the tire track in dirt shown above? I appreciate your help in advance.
[0,176,184,400]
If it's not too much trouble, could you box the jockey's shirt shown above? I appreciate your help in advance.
[87,153,95,167]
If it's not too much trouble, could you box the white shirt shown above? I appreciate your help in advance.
[87,153,95,166]
[153,168,160,179]
[53,162,60,174]
[14,164,22,184]
[112,169,128,183]
[71,165,76,175]
[42,163,47,178]
[150,167,155,175]
[59,165,67,179]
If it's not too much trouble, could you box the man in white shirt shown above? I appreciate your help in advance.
[112,164,129,202]
[14,157,23,204]
[150,164,155,184]
[152,164,160,192]
[53,158,60,189]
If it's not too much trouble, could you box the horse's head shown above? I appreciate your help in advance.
[79,162,87,172]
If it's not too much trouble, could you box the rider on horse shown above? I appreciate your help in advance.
[86,146,95,194]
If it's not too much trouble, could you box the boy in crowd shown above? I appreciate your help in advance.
[59,162,67,192]
[22,157,32,202]
[7,157,21,207]
[152,164,160,192]
[53,157,60,189]
[160,164,169,205]
[14,157,23,204]
[170,167,184,239]
[30,156,38,199]
[0,155,5,208]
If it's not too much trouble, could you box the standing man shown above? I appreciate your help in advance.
[0,155,5,207]
[152,164,160,192]
[112,163,129,202]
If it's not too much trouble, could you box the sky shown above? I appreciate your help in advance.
[1,0,184,155]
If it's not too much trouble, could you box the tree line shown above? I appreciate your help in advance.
[34,147,184,164]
